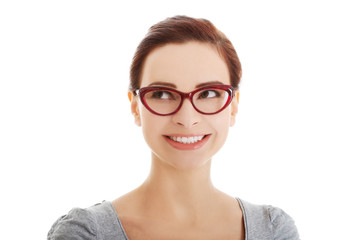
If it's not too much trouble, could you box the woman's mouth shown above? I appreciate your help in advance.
[163,134,210,150]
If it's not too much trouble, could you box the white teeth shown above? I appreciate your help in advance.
[169,135,205,144]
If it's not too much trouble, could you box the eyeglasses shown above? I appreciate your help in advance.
[134,84,234,116]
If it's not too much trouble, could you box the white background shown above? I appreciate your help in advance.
[1,0,359,239]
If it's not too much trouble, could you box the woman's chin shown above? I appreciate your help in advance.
[152,152,212,171]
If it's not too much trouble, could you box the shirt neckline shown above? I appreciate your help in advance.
[106,197,247,240]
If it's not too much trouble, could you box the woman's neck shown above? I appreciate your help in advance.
[136,153,220,221]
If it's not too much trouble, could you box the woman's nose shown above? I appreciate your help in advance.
[171,99,200,128]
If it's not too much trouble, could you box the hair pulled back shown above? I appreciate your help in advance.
[129,15,241,92]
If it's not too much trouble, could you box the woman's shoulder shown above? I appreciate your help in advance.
[237,198,300,240]
[48,201,127,240]
[47,205,97,240]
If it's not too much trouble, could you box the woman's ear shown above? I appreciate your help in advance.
[230,91,239,127]
[129,91,141,127]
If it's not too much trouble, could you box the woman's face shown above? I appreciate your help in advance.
[131,41,238,170]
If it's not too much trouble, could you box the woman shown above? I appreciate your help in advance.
[48,16,299,240]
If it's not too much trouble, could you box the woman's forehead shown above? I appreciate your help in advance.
[140,42,230,90]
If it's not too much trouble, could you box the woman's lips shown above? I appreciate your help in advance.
[163,134,210,150]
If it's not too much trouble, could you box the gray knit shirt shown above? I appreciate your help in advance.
[48,198,300,240]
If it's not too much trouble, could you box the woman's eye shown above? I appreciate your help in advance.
[151,91,174,100]
[198,90,219,99]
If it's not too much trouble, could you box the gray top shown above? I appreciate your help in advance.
[48,198,300,240]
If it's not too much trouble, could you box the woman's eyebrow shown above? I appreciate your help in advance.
[195,81,224,88]
[148,81,177,88]
[147,80,224,89]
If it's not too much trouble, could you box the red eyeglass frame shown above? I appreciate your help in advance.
[134,84,234,116]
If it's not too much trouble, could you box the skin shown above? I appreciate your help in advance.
[113,41,244,240]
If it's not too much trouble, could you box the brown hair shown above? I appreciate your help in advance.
[129,15,241,92]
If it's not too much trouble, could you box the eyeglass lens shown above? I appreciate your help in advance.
[143,88,230,115]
